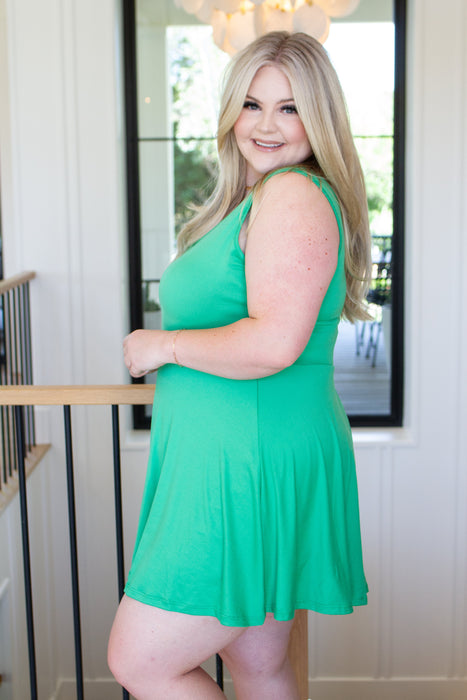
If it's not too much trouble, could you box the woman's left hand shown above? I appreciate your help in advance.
[123,329,169,377]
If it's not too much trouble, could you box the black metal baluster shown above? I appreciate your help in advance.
[5,294,15,474]
[24,282,35,448]
[6,292,12,385]
[6,403,13,478]
[1,406,7,486]
[63,406,84,700]
[12,288,18,384]
[111,405,130,700]
[0,293,4,386]
[0,293,4,487]
[18,285,25,382]
[18,285,28,449]
[111,405,126,599]
[216,654,224,690]
[24,283,33,386]
[14,405,38,700]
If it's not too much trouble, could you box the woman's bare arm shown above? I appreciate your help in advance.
[123,172,339,380]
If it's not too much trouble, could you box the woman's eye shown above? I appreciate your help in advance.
[281,104,298,114]
[243,100,259,110]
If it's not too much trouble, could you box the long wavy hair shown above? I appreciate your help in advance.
[176,31,371,322]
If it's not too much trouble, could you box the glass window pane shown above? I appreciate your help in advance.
[167,27,226,235]
[139,140,174,278]
[131,0,403,426]
[168,27,228,140]
[326,20,395,417]
[173,138,216,236]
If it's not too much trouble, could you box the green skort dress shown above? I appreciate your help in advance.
[125,168,368,626]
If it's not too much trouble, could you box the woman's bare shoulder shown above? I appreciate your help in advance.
[251,169,338,236]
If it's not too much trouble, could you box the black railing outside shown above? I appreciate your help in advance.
[0,272,36,498]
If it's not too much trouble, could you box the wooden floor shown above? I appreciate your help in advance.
[334,320,391,416]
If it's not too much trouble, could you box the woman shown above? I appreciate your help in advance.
[108,31,370,700]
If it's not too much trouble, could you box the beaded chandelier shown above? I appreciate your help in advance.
[173,0,361,53]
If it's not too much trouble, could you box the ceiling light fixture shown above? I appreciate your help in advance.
[173,0,361,54]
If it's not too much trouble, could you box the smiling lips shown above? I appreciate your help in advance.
[253,139,284,149]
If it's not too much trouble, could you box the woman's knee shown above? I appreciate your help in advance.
[108,630,171,698]
[108,595,244,695]
[107,599,160,693]
[107,624,136,691]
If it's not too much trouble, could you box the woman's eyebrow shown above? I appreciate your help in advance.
[245,93,295,104]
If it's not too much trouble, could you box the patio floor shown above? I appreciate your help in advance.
[335,320,391,416]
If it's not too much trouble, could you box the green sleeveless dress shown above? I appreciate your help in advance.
[125,168,368,625]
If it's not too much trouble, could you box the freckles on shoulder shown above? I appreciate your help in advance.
[246,171,340,276]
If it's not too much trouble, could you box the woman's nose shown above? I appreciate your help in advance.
[257,109,275,132]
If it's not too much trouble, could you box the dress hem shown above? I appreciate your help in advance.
[124,584,368,627]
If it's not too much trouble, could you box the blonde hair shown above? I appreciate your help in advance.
[177,31,371,322]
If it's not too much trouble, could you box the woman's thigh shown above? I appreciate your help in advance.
[108,594,245,682]
[220,612,295,676]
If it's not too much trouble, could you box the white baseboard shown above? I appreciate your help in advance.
[52,678,123,700]
[52,676,467,700]
[52,677,232,700]
[308,678,467,700]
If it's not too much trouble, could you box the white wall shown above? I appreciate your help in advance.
[0,0,144,697]
[0,0,466,698]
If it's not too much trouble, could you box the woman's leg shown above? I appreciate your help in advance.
[108,594,244,700]
[220,613,299,700]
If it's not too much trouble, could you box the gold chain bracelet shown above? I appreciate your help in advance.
[172,329,184,367]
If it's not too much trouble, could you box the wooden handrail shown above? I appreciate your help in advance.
[0,270,36,295]
[0,384,155,406]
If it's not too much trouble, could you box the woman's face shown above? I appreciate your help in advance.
[233,64,312,187]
